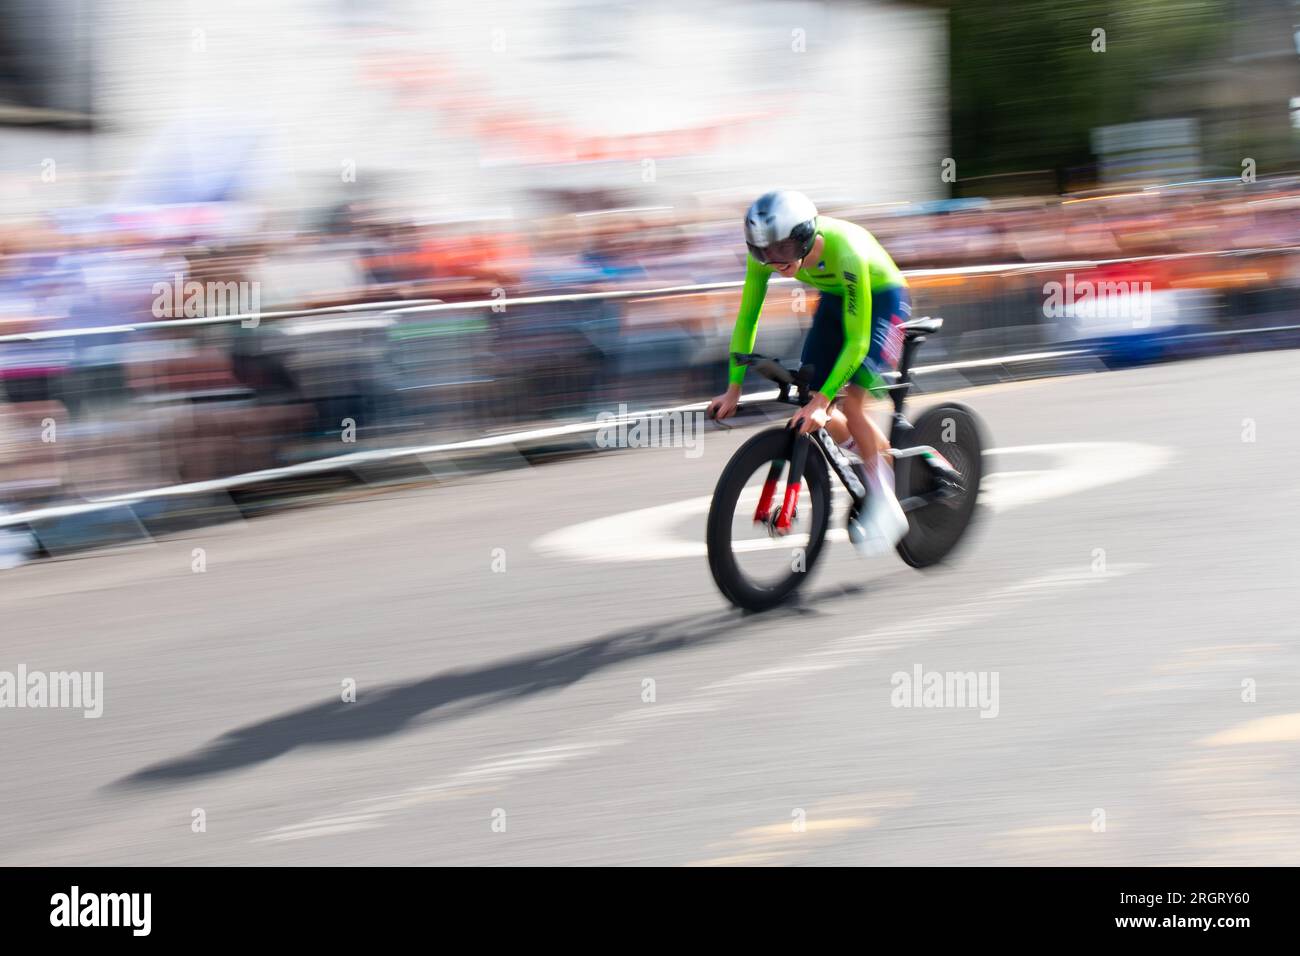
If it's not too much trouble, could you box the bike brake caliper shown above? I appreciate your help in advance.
[775,482,801,533]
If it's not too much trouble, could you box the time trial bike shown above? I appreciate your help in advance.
[706,316,985,611]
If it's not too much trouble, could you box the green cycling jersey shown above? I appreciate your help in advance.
[727,215,907,400]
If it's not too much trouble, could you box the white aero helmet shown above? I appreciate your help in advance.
[743,190,818,265]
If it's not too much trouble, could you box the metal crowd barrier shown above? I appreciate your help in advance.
[0,248,1297,554]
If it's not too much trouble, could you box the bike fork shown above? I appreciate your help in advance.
[775,430,809,533]
[753,458,785,523]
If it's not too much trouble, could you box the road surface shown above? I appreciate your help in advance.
[2,350,1299,865]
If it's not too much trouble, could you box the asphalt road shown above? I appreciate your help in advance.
[2,350,1299,865]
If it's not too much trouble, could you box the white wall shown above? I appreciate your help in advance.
[0,0,947,218]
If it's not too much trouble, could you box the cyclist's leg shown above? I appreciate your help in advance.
[839,285,909,456]
[839,383,888,456]
[848,285,910,406]
[845,286,911,552]
[799,291,853,444]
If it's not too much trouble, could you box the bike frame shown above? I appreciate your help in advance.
[735,320,961,524]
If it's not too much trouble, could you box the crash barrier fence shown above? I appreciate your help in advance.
[0,246,1297,538]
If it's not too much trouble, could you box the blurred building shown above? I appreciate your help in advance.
[1142,0,1300,175]
[0,0,949,219]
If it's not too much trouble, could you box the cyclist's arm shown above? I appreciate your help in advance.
[727,254,773,387]
[818,257,872,401]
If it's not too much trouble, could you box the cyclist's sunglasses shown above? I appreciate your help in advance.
[747,237,806,267]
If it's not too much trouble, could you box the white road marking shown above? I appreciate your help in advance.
[258,739,618,843]
[981,442,1173,512]
[1201,713,1300,747]
[256,562,1145,844]
[533,441,1174,563]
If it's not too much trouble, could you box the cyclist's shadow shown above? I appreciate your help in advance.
[112,583,863,789]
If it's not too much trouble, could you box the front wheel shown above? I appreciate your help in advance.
[707,427,832,611]
[894,403,985,568]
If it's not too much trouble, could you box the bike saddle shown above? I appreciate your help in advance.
[902,316,943,337]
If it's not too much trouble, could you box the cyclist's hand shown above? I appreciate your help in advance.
[789,393,831,434]
[707,386,742,421]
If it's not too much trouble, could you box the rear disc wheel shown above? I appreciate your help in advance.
[894,403,985,568]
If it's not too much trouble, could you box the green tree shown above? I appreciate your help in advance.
[949,0,1229,192]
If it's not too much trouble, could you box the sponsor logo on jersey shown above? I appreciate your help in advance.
[843,270,858,316]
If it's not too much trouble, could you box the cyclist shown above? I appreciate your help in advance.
[707,189,910,554]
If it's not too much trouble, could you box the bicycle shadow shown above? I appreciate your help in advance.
[111,583,864,789]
